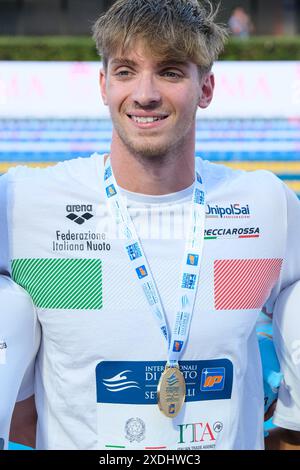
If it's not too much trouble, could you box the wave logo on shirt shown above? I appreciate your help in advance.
[102,370,141,393]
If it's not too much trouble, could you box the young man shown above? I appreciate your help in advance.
[0,276,40,450]
[2,0,300,450]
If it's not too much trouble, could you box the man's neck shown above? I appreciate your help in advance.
[109,137,196,196]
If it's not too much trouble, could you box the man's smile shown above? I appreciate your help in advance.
[126,113,170,128]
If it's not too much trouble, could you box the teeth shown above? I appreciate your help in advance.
[131,116,162,123]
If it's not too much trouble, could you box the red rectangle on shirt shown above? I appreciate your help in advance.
[214,258,283,310]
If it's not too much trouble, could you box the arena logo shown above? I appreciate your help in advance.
[206,203,251,219]
[66,204,93,225]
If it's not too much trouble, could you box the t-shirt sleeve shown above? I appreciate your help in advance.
[261,183,300,430]
[273,282,300,431]
[0,277,41,401]
[0,276,41,445]
[264,183,300,315]
[16,316,41,402]
[0,170,41,401]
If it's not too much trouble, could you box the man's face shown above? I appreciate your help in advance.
[100,40,214,160]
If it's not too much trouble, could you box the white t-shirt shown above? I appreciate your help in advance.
[0,153,300,450]
[273,282,300,431]
[0,276,40,450]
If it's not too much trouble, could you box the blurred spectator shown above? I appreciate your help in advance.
[228,6,254,38]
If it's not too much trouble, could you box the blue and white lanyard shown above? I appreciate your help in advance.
[104,156,206,366]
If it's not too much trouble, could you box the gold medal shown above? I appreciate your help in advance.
[157,365,186,418]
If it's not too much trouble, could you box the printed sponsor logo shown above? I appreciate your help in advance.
[194,189,205,205]
[205,227,260,240]
[66,204,93,225]
[96,359,233,405]
[106,184,117,198]
[181,273,196,290]
[126,243,142,261]
[187,254,199,266]
[102,370,141,392]
[173,341,184,352]
[53,230,111,252]
[206,203,250,219]
[0,341,7,350]
[104,166,112,181]
[213,422,223,433]
[125,418,145,443]
[200,368,225,392]
[136,265,148,279]
[177,421,221,445]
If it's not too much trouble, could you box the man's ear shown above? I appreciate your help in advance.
[199,73,215,109]
[100,69,108,106]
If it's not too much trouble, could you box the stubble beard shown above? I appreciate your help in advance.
[113,115,195,168]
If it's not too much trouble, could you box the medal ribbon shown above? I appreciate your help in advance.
[104,156,206,367]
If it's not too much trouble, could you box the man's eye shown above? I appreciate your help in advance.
[115,70,132,77]
[162,71,182,79]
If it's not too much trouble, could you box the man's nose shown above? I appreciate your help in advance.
[131,74,162,107]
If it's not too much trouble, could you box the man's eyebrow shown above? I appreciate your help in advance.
[110,58,188,68]
[157,60,188,68]
[110,58,137,68]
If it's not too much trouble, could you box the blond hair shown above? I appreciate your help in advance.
[92,0,228,73]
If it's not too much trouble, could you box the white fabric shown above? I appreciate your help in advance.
[273,282,300,431]
[0,153,300,450]
[0,276,40,450]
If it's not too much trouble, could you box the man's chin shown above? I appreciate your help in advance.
[123,140,174,161]
[133,148,168,160]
